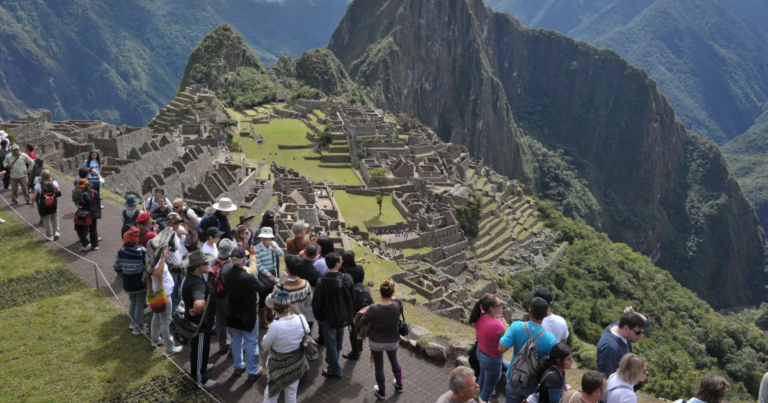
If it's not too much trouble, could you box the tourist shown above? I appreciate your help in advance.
[25,144,36,159]
[199,197,236,241]
[172,198,201,246]
[255,227,285,329]
[223,246,265,381]
[357,279,404,399]
[234,225,252,247]
[211,239,235,353]
[312,252,354,379]
[259,209,276,234]
[597,308,650,377]
[150,246,182,357]
[203,227,223,258]
[342,250,373,360]
[113,227,148,335]
[314,237,335,275]
[145,187,172,214]
[674,373,730,403]
[75,165,104,204]
[761,372,768,403]
[262,288,311,403]
[469,294,507,402]
[436,366,481,403]
[181,249,218,389]
[266,255,314,331]
[532,343,572,403]
[27,158,44,195]
[298,243,321,288]
[135,212,156,247]
[165,212,186,314]
[286,220,312,255]
[121,194,144,237]
[74,179,101,251]
[238,213,257,245]
[83,150,101,193]
[499,297,558,403]
[29,169,61,241]
[6,144,34,206]
[560,371,607,403]
[151,196,173,231]
[605,354,648,403]
[531,288,569,343]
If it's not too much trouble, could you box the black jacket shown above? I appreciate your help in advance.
[201,211,233,241]
[223,265,265,331]
[312,271,354,328]
[298,258,320,287]
[78,189,102,219]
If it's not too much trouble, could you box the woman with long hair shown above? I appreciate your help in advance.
[29,169,61,241]
[605,354,648,403]
[84,150,101,189]
[469,294,507,402]
[535,343,573,403]
[314,237,335,275]
[358,279,404,400]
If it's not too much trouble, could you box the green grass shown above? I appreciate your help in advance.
[348,242,427,304]
[402,246,434,257]
[0,211,70,281]
[228,207,251,228]
[334,191,405,232]
[313,109,326,119]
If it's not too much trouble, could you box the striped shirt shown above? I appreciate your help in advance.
[255,241,284,277]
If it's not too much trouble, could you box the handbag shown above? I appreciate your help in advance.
[147,278,167,313]
[398,300,410,337]
[299,314,320,361]
[171,293,212,346]
[74,209,92,226]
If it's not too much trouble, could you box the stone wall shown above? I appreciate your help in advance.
[90,129,153,159]
[182,138,219,148]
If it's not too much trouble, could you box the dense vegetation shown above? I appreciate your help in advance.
[0,0,349,126]
[295,49,368,104]
[486,0,768,145]
[506,201,766,402]
[456,199,481,239]
[218,67,280,110]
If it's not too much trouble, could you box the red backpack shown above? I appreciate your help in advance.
[41,182,57,207]
[208,258,230,300]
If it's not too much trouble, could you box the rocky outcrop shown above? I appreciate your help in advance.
[328,0,767,308]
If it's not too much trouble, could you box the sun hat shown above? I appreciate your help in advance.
[239,213,256,224]
[291,220,309,232]
[124,194,140,207]
[213,197,238,212]
[206,227,225,239]
[136,212,152,224]
[182,249,214,270]
[218,239,236,259]
[258,227,275,239]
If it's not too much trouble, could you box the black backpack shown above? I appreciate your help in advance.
[121,209,140,237]
[185,204,205,218]
[352,282,373,311]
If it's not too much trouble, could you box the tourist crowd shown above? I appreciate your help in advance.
[3,137,761,403]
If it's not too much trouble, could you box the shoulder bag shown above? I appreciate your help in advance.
[299,314,320,361]
[171,292,212,347]
[398,299,410,336]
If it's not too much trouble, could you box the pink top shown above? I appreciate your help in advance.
[475,315,507,358]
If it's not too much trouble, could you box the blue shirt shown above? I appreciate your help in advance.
[500,320,557,379]
[596,322,632,377]
[85,159,100,180]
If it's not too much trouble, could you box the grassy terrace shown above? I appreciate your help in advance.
[333,191,405,232]
[0,212,176,401]
[402,246,434,257]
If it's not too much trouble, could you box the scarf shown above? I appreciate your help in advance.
[267,347,309,397]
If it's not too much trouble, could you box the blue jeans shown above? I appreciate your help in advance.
[170,269,181,313]
[320,322,345,376]
[128,289,146,329]
[506,381,536,403]
[477,348,503,401]
[230,319,260,375]
[151,296,176,355]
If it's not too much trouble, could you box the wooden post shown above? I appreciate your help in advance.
[94,263,99,290]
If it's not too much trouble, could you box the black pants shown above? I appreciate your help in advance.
[190,330,211,385]
[2,168,9,189]
[348,325,363,356]
[372,348,402,388]
[75,218,98,247]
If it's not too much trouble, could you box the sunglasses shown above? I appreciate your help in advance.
[492,303,505,308]
[632,329,645,335]
[643,369,650,375]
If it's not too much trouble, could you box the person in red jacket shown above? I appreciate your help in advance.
[136,212,156,247]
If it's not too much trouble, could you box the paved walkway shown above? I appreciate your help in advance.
[0,177,485,403]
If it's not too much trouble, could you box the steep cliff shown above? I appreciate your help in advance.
[328,0,767,308]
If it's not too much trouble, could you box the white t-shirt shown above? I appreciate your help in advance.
[151,260,175,294]
[543,314,569,343]
[34,181,59,192]
[202,242,218,259]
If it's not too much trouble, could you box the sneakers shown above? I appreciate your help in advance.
[53,232,59,241]
[79,244,91,252]
[0,218,5,224]
[165,346,183,357]
[91,246,99,251]
[393,379,404,393]
[202,379,218,389]
[373,385,386,399]
[151,340,164,348]
[321,369,342,379]
[233,367,246,376]
[206,364,214,371]
[132,326,149,335]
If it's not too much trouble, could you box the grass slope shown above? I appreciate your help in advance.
[333,191,405,231]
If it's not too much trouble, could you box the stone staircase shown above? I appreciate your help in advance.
[148,92,197,133]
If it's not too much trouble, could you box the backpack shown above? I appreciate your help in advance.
[208,258,230,300]
[508,322,546,387]
[185,204,205,218]
[352,282,373,311]
[121,209,140,237]
[72,187,83,205]
[41,182,57,209]
[196,214,220,242]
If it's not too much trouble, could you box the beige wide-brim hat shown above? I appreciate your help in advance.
[213,197,238,212]
[258,227,276,239]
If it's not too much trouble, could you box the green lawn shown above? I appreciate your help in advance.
[348,242,427,304]
[333,191,405,232]
[0,212,69,281]
[402,246,434,257]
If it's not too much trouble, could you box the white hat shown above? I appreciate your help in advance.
[213,197,238,212]
[258,227,276,239]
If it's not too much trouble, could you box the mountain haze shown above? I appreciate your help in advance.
[328,0,767,309]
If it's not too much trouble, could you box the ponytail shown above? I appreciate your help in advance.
[469,294,497,325]
[535,343,572,382]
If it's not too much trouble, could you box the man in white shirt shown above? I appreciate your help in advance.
[166,213,186,313]
[531,288,569,343]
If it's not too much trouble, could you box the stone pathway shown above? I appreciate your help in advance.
[0,178,486,403]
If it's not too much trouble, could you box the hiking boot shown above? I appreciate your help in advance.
[373,385,386,399]
[233,367,246,376]
[393,379,404,393]
[79,244,91,252]
[202,379,218,389]
[165,346,183,357]
[343,352,360,360]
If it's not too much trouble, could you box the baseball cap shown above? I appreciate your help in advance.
[206,227,225,239]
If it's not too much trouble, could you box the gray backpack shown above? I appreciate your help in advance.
[508,322,546,387]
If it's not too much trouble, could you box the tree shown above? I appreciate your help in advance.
[375,194,384,215]
[456,200,481,238]
[369,168,391,193]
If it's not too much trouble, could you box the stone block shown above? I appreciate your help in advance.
[424,342,447,361]
[406,325,431,341]
[455,356,470,367]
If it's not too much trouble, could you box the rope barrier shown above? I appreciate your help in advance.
[0,192,223,403]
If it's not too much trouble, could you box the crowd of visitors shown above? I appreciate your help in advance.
[3,137,754,403]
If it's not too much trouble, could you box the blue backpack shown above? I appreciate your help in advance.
[196,214,220,242]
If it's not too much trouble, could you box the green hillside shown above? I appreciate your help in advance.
[0,0,349,126]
